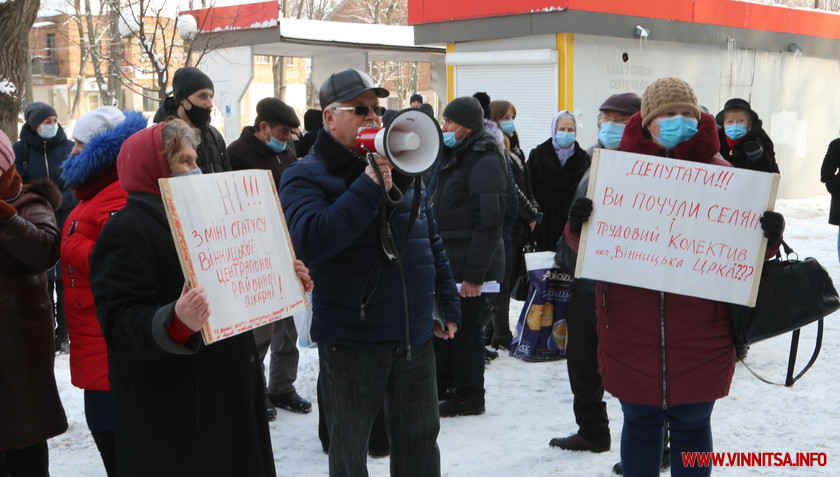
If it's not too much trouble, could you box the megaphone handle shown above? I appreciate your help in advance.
[366,153,403,206]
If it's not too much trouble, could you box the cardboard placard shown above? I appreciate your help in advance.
[160,169,307,344]
[576,149,779,306]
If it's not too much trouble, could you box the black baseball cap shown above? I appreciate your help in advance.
[319,69,389,106]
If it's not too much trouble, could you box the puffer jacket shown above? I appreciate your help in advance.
[429,128,507,285]
[13,123,76,280]
[565,112,738,407]
[60,111,147,390]
[279,130,461,348]
[0,178,67,449]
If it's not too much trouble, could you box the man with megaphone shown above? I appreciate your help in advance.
[278,68,461,477]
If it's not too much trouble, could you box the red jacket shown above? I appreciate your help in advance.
[60,110,147,390]
[62,174,127,390]
[567,112,741,407]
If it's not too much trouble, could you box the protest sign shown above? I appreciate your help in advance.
[576,149,779,306]
[160,169,307,344]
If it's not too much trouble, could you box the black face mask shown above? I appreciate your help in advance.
[183,98,212,127]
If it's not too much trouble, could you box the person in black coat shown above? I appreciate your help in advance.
[820,138,840,263]
[716,98,779,173]
[430,96,507,417]
[295,108,323,158]
[486,99,540,349]
[90,118,312,477]
[227,98,312,418]
[527,110,590,252]
[152,67,230,174]
[13,101,76,353]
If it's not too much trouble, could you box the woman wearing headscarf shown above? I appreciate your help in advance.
[526,111,590,252]
[60,106,147,476]
[89,118,312,476]
[0,128,67,476]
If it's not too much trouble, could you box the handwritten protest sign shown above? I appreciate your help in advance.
[576,149,779,306]
[160,170,307,344]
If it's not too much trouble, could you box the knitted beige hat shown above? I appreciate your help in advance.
[641,77,701,129]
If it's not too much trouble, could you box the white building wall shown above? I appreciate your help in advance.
[450,33,840,199]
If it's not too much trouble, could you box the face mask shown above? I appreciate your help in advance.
[442,126,463,148]
[266,136,287,153]
[172,167,202,177]
[184,98,212,127]
[38,124,58,140]
[554,131,576,148]
[654,115,698,149]
[500,120,516,135]
[724,124,747,141]
[598,122,626,149]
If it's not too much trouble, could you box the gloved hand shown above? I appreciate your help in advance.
[567,197,593,232]
[742,139,764,162]
[826,176,840,195]
[760,211,784,243]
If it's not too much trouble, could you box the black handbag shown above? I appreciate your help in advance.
[511,231,538,301]
[730,240,840,386]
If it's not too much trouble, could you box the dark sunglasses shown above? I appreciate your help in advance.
[334,105,386,117]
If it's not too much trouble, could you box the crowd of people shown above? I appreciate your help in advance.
[5,62,829,477]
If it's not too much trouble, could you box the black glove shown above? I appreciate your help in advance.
[567,197,593,232]
[742,139,764,162]
[760,211,784,243]
[826,176,840,195]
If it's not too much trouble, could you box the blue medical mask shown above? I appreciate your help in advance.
[38,124,58,140]
[173,168,202,178]
[724,124,747,141]
[598,122,626,149]
[654,115,698,149]
[554,131,576,148]
[442,126,463,148]
[266,136,287,153]
[500,120,516,135]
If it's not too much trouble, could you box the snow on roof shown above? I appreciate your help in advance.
[277,18,421,49]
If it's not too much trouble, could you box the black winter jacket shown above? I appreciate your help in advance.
[227,126,296,188]
[430,129,507,285]
[89,193,274,477]
[197,125,230,174]
[717,123,779,173]
[821,138,840,225]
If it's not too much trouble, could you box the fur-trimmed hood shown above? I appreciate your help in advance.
[620,111,727,166]
[61,111,148,188]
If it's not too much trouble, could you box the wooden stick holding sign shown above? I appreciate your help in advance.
[160,169,308,344]
[575,149,779,307]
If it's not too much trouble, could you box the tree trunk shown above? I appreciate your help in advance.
[0,0,40,138]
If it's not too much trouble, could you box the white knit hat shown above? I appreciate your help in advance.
[73,106,126,144]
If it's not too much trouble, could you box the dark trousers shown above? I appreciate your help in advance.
[85,390,116,477]
[620,401,715,477]
[253,318,299,396]
[317,375,389,454]
[434,295,486,403]
[564,286,609,443]
[319,339,440,477]
[0,440,49,477]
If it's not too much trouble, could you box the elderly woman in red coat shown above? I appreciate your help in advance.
[0,129,67,476]
[563,78,785,476]
[60,106,147,476]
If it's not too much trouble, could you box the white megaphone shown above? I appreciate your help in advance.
[355,108,442,176]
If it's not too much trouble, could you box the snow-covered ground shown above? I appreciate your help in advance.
[48,196,840,476]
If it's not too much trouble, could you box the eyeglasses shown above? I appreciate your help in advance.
[333,105,386,117]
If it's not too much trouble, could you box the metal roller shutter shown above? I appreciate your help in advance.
[454,63,557,156]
